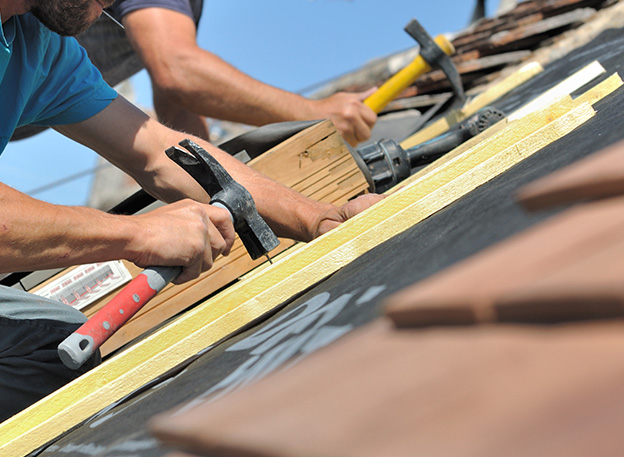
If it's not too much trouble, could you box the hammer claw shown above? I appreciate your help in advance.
[364,19,465,113]
[165,140,224,197]
[404,19,465,103]
[168,139,280,261]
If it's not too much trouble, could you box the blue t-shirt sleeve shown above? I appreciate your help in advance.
[29,34,118,126]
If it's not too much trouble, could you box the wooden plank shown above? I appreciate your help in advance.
[247,124,350,186]
[450,49,481,64]
[496,234,624,322]
[315,172,369,204]
[496,0,541,19]
[453,0,605,55]
[292,156,357,195]
[462,69,506,92]
[453,13,545,51]
[401,60,604,150]
[514,73,624,210]
[382,92,452,113]
[400,61,544,149]
[404,96,571,185]
[541,0,609,15]
[413,51,532,90]
[509,60,606,120]
[303,161,363,195]
[490,8,596,48]
[467,16,507,34]
[408,72,621,182]
[0,86,595,457]
[384,195,624,327]
[151,320,624,457]
[401,71,490,99]
[452,30,494,49]
[517,138,624,210]
[454,51,533,74]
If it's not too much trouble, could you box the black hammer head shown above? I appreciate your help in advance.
[166,139,280,260]
[405,19,465,103]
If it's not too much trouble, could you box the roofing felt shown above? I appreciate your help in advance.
[15,18,624,455]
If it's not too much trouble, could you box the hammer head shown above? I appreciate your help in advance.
[166,139,280,261]
[405,19,465,103]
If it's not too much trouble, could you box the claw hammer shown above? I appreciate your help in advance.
[58,139,280,370]
[364,19,465,113]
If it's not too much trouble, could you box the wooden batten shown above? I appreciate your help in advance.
[402,60,606,151]
[400,61,544,149]
[407,72,622,184]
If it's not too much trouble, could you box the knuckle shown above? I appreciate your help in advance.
[210,235,226,257]
[189,202,208,219]
[214,206,231,224]
[202,255,213,271]
[342,105,357,120]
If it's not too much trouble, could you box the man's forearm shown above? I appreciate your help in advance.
[141,129,337,242]
[0,176,237,282]
[150,47,316,127]
[58,96,336,243]
[0,182,139,273]
[123,8,314,127]
[150,47,376,146]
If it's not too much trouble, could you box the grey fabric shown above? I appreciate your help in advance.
[0,287,97,421]
[77,0,204,88]
[108,0,202,23]
[0,285,87,324]
[75,13,144,89]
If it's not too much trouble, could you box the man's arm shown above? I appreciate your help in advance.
[120,8,377,146]
[56,96,380,243]
[0,181,235,284]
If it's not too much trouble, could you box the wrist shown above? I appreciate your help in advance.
[256,189,333,242]
[113,215,145,264]
[44,207,141,268]
[76,210,144,265]
[291,199,337,242]
[284,95,323,123]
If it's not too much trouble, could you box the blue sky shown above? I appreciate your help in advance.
[1,0,492,206]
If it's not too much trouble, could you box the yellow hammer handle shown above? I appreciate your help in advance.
[364,35,455,113]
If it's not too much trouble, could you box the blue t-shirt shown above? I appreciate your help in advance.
[0,13,118,153]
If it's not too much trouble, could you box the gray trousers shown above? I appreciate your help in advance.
[0,286,101,422]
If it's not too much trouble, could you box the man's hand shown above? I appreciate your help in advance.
[311,88,378,147]
[314,193,385,238]
[127,200,236,284]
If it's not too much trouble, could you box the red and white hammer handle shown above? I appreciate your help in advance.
[57,265,181,370]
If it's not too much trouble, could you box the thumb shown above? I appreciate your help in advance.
[341,193,386,220]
